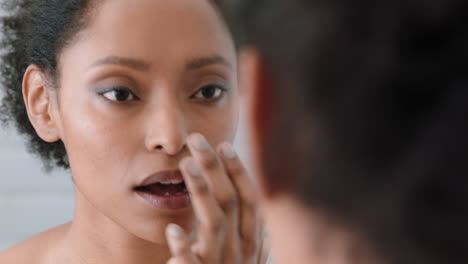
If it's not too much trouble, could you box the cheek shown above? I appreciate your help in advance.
[63,112,125,166]
[190,97,240,146]
[58,96,139,192]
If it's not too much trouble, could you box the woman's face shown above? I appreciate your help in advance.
[53,0,238,243]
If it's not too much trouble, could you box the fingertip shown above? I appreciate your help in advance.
[166,223,185,239]
[218,142,237,159]
[191,243,199,254]
[166,258,180,264]
[188,133,210,151]
[166,224,192,256]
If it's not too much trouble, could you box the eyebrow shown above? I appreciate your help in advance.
[186,55,233,71]
[89,55,232,72]
[90,56,151,72]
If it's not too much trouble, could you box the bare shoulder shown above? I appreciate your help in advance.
[0,222,71,264]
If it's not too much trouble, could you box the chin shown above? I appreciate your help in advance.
[129,210,196,245]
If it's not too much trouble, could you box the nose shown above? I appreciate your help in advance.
[144,99,187,156]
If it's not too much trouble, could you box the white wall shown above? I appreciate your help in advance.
[0,124,75,251]
[0,3,74,251]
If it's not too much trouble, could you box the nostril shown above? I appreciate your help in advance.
[148,141,186,155]
[155,145,163,150]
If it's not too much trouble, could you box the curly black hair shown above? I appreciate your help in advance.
[222,0,468,264]
[0,0,99,169]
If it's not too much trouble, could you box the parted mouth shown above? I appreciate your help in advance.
[134,170,188,197]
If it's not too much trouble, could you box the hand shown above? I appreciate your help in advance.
[165,133,265,264]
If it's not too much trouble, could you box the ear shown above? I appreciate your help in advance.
[238,48,275,199]
[22,65,61,143]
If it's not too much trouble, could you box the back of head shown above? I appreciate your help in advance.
[221,0,468,263]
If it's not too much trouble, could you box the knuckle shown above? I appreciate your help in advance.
[244,200,256,212]
[242,193,258,209]
[219,193,238,212]
[196,243,219,260]
[192,179,210,195]
[243,240,258,258]
[196,246,211,259]
[199,154,219,170]
[208,212,225,233]
[228,161,244,176]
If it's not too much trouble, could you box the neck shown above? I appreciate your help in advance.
[59,189,171,264]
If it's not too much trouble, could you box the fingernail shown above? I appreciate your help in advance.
[167,224,184,238]
[190,133,209,151]
[220,143,236,159]
[187,159,201,176]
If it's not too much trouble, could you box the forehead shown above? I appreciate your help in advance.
[62,0,235,72]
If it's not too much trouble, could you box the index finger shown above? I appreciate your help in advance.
[187,133,239,214]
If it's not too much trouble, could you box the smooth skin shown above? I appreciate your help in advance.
[0,1,265,264]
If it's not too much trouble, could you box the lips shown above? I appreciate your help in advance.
[135,180,188,197]
[134,170,190,210]
[138,170,184,186]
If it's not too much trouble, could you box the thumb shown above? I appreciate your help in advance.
[166,224,192,256]
[166,224,203,264]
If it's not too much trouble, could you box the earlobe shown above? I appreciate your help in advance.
[22,65,60,143]
[238,48,274,199]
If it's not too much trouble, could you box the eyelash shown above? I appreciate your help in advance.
[190,84,228,102]
[97,86,138,103]
[97,84,228,104]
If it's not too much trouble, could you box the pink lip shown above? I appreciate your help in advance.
[138,170,184,187]
[134,170,190,211]
[135,192,191,211]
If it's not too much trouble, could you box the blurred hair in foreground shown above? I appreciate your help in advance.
[219,0,468,263]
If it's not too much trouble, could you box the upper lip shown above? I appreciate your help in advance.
[136,170,184,187]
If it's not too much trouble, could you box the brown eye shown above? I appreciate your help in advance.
[192,85,225,100]
[102,87,136,102]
